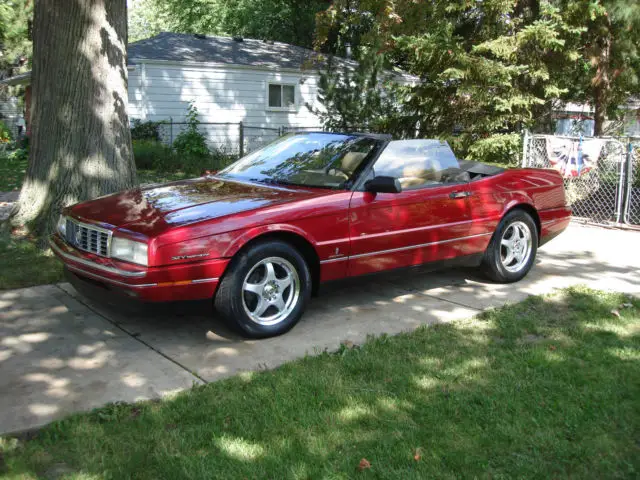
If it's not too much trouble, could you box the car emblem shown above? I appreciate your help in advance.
[74,229,82,245]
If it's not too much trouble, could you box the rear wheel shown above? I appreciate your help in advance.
[482,210,538,283]
[214,240,312,338]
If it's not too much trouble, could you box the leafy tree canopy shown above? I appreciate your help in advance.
[129,0,331,47]
[315,0,639,163]
[0,0,32,83]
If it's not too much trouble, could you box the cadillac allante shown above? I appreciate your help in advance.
[52,132,571,337]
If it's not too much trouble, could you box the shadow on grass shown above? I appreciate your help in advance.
[2,287,639,479]
[0,233,63,290]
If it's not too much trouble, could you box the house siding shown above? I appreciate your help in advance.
[127,62,323,153]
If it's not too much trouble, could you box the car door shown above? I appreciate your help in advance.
[348,140,485,277]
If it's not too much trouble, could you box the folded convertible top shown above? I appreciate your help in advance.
[457,159,505,176]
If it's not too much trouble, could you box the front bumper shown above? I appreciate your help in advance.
[50,234,228,302]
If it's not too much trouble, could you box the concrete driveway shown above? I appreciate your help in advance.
[1,223,639,434]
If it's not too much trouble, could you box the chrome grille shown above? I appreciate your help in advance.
[65,219,111,257]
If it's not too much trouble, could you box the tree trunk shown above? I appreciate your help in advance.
[592,18,612,137]
[10,0,136,238]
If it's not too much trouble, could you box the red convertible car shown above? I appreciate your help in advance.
[51,132,570,337]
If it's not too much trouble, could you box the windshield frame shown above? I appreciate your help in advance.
[216,132,388,191]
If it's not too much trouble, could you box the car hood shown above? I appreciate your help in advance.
[67,177,327,237]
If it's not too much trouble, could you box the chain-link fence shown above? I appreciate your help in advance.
[623,139,640,225]
[154,120,319,158]
[0,97,22,149]
[522,132,639,227]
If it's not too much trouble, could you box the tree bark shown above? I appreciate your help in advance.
[592,17,612,137]
[10,0,136,238]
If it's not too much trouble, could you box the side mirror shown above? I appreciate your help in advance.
[364,176,402,194]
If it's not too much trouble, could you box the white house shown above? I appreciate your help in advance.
[126,32,340,152]
[554,99,640,137]
[4,32,403,153]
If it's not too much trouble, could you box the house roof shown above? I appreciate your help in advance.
[128,32,342,71]
[1,32,417,85]
[128,32,416,81]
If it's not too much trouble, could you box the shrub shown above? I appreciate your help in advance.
[0,120,12,145]
[173,102,210,159]
[466,133,522,166]
[130,119,163,142]
[132,140,176,171]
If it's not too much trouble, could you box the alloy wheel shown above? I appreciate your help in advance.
[500,221,533,273]
[241,256,300,326]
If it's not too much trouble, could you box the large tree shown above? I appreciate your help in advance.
[10,0,136,238]
[559,0,640,135]
[131,0,331,48]
[316,0,582,164]
[0,0,32,82]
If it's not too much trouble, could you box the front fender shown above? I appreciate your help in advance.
[221,223,318,258]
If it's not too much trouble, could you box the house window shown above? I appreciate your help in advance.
[268,83,295,109]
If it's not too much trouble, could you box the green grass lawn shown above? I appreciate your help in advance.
[0,166,192,290]
[0,149,28,191]
[0,233,64,290]
[2,287,638,479]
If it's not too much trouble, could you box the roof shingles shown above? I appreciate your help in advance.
[127,32,327,70]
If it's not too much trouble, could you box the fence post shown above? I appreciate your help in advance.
[238,121,244,157]
[521,129,530,168]
[621,140,633,224]
[169,117,173,146]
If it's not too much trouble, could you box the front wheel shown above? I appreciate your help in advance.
[482,210,538,283]
[214,240,312,338]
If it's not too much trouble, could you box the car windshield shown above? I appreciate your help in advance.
[218,133,380,189]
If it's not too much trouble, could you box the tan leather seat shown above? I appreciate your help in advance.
[341,152,367,175]
[398,161,441,188]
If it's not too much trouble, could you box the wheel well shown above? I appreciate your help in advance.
[234,231,321,295]
[506,204,541,239]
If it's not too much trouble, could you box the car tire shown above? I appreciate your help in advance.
[482,209,538,283]
[214,239,312,338]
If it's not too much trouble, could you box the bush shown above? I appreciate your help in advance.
[132,140,176,171]
[133,140,237,176]
[173,102,210,159]
[0,120,12,145]
[130,119,163,142]
[466,133,522,166]
[132,102,238,178]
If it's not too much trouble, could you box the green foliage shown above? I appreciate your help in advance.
[0,120,11,144]
[132,139,175,170]
[130,119,163,142]
[132,138,236,178]
[466,133,523,166]
[314,0,639,158]
[0,232,64,289]
[556,0,640,134]
[310,53,397,132]
[131,0,330,47]
[128,0,172,42]
[132,104,237,180]
[0,0,32,79]
[0,147,28,191]
[173,102,210,159]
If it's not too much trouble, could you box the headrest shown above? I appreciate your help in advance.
[341,152,367,173]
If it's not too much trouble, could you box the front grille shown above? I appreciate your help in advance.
[65,219,111,257]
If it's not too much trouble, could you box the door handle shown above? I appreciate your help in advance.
[449,191,472,199]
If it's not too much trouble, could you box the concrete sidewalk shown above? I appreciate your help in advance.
[1,223,639,435]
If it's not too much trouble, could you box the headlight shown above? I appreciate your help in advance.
[57,215,67,237]
[111,237,148,266]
